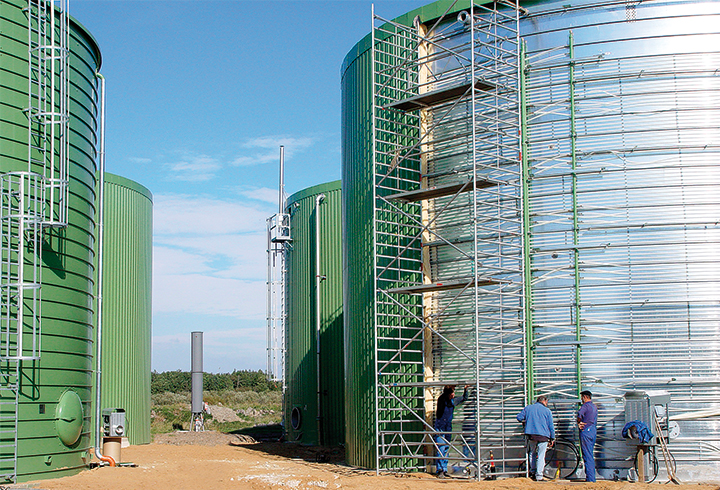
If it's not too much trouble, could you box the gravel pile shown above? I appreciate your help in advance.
[154,430,255,446]
[237,407,275,418]
[208,405,241,423]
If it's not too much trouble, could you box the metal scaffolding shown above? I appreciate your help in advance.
[371,0,526,478]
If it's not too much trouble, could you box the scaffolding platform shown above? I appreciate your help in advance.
[384,79,495,112]
[386,179,495,202]
[387,278,498,295]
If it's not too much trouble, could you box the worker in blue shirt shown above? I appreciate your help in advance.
[577,390,598,482]
[434,385,468,478]
[517,395,555,481]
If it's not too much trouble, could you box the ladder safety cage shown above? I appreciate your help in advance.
[26,0,71,228]
[371,0,526,478]
[0,173,44,362]
[0,0,71,483]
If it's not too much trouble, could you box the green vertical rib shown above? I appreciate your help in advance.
[520,41,534,401]
[569,31,582,396]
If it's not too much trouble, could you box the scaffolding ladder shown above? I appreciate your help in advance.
[0,0,70,482]
[371,0,525,477]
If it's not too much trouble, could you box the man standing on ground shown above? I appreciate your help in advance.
[578,390,598,482]
[517,395,555,481]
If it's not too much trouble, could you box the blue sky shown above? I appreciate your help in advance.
[71,0,427,373]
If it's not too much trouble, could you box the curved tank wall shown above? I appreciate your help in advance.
[284,181,344,446]
[523,0,720,481]
[342,0,720,479]
[341,0,474,469]
[0,1,101,482]
[97,173,152,446]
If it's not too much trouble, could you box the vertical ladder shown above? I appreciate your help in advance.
[266,213,291,384]
[0,172,43,484]
[0,0,70,482]
[0,362,19,484]
[27,0,70,227]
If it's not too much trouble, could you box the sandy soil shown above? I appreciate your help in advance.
[24,432,720,490]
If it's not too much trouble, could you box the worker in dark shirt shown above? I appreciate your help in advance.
[434,385,468,478]
[577,390,598,482]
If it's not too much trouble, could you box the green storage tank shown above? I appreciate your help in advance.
[284,181,344,446]
[0,0,102,482]
[341,1,465,469]
[97,173,152,446]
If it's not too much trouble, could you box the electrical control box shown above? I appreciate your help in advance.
[102,408,126,437]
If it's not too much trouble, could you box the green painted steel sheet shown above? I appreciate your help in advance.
[0,0,101,482]
[97,173,153,445]
[284,181,344,446]
[341,40,376,468]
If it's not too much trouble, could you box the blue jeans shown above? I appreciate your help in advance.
[527,439,548,480]
[435,433,449,472]
[580,425,597,482]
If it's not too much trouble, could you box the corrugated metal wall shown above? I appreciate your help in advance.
[284,181,344,446]
[341,39,377,467]
[98,173,153,445]
[0,1,102,481]
[343,0,720,479]
[522,0,720,479]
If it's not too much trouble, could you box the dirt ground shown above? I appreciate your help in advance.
[23,431,720,490]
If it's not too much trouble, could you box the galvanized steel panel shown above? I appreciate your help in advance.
[523,0,720,480]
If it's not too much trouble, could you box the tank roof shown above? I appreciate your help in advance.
[287,180,341,206]
[105,173,153,202]
[69,12,103,70]
[341,0,496,78]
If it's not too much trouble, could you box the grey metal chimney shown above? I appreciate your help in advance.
[191,332,204,430]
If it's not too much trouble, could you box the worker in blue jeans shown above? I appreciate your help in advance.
[578,390,598,482]
[517,395,555,481]
[434,385,469,478]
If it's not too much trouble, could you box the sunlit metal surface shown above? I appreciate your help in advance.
[522,0,720,480]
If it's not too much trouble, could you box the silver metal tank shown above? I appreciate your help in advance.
[521,0,720,481]
[345,0,720,479]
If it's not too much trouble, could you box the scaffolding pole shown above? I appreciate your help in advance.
[371,0,525,478]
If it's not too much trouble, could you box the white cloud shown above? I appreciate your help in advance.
[153,245,213,276]
[153,273,266,319]
[232,152,278,167]
[232,135,317,167]
[153,193,270,235]
[152,193,273,324]
[155,232,267,280]
[239,187,280,204]
[240,136,315,150]
[129,157,152,164]
[165,154,222,181]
